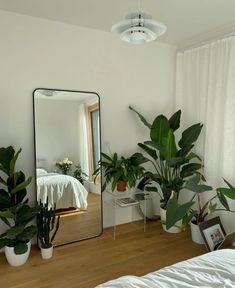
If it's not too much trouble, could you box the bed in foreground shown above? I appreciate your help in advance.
[96,249,235,288]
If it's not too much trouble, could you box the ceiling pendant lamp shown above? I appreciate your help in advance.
[111,1,167,44]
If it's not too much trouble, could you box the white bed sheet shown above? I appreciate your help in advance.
[96,249,235,288]
[37,173,88,209]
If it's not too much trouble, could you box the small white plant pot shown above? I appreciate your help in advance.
[160,207,182,233]
[5,241,31,267]
[41,246,53,259]
[190,221,205,244]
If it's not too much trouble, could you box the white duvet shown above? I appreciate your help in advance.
[37,173,88,210]
[96,249,235,288]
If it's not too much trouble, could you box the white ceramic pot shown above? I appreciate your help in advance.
[41,246,53,259]
[190,221,205,244]
[160,207,182,233]
[5,241,31,267]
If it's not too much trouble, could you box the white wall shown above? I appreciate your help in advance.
[0,10,177,230]
[35,99,79,172]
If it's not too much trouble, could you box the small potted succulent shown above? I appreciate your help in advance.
[37,199,60,259]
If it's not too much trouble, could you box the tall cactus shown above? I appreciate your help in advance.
[37,199,60,248]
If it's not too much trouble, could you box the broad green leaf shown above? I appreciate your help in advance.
[161,129,177,159]
[17,225,37,242]
[169,110,181,131]
[177,144,194,157]
[150,115,170,145]
[0,189,13,208]
[217,191,230,210]
[178,123,203,149]
[130,153,149,165]
[144,141,162,151]
[166,157,186,167]
[129,106,151,129]
[11,176,32,194]
[216,187,235,200]
[14,242,28,255]
[6,226,24,239]
[181,163,202,173]
[138,143,157,160]
[9,148,22,174]
[166,192,194,229]
[0,238,12,249]
[186,152,202,161]
[0,146,15,175]
[185,176,213,193]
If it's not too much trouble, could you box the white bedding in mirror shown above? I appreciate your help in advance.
[37,172,88,209]
[96,249,235,288]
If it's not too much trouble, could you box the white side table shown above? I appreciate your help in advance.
[105,188,147,240]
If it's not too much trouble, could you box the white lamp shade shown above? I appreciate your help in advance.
[111,13,167,44]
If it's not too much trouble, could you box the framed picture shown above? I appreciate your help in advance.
[199,216,226,251]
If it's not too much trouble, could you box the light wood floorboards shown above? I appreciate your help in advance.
[0,220,207,288]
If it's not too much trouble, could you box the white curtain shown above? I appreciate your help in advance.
[77,104,89,178]
[176,36,235,232]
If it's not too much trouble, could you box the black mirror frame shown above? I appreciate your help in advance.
[32,87,103,247]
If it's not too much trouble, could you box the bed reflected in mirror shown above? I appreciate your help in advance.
[33,88,102,246]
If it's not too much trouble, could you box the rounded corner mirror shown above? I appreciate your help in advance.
[33,88,102,246]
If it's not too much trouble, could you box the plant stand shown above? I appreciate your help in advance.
[105,189,147,240]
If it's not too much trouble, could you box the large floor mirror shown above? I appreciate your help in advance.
[33,88,102,246]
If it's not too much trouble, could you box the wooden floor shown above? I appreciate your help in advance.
[54,192,102,246]
[0,220,207,288]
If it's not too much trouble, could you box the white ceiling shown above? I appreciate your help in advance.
[0,0,235,48]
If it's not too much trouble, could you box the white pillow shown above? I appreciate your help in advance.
[36,168,47,176]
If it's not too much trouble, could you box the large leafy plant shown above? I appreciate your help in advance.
[166,177,235,230]
[94,152,147,192]
[0,146,38,254]
[130,106,203,209]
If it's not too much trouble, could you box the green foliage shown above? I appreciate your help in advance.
[166,177,235,230]
[73,164,88,185]
[0,146,38,254]
[166,192,194,230]
[130,106,203,209]
[93,152,147,192]
[37,199,60,248]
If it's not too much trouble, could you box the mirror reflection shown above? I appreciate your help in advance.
[33,88,102,246]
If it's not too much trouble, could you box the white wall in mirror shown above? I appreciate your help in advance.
[0,9,176,234]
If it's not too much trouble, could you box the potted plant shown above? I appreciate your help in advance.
[37,199,60,259]
[0,146,38,266]
[129,106,203,233]
[94,152,147,192]
[166,176,235,243]
[73,164,88,185]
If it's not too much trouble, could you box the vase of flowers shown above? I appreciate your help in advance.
[55,157,73,175]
